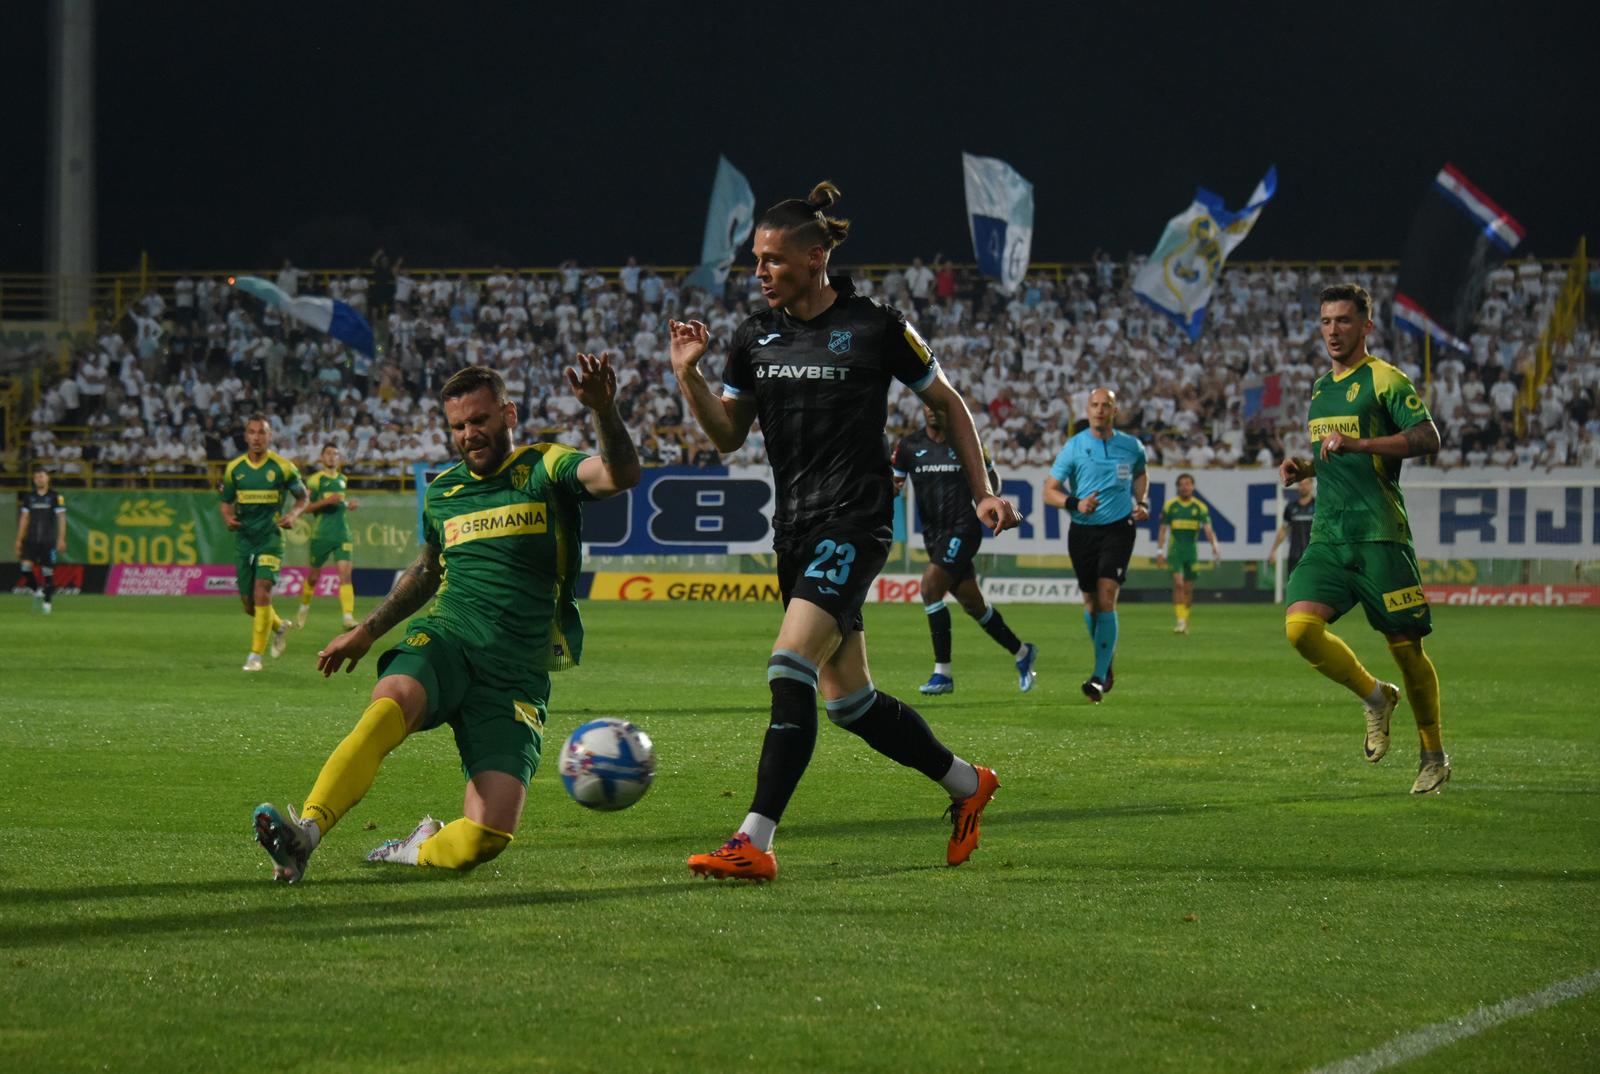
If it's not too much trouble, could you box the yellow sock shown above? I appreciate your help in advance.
[339,583,355,619]
[251,604,272,654]
[300,698,409,836]
[1176,603,1190,624]
[301,584,315,610]
[269,607,285,633]
[1285,613,1378,699]
[1388,638,1443,753]
[417,817,513,871]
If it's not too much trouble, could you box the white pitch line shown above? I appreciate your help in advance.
[1307,967,1600,1074]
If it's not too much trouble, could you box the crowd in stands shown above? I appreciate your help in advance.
[20,250,1600,483]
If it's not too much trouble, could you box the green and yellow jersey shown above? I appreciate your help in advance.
[1160,497,1210,556]
[306,469,352,543]
[416,443,594,680]
[220,451,305,551]
[1306,353,1432,545]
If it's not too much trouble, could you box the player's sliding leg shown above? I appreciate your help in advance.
[821,630,999,866]
[403,771,524,869]
[919,563,954,694]
[1387,636,1450,793]
[255,678,421,882]
[950,576,1035,692]
[1285,610,1398,761]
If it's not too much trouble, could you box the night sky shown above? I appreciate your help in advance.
[3,1,1593,272]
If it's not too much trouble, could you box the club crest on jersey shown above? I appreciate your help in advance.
[511,464,531,488]
[1347,382,1362,402]
[828,330,853,355]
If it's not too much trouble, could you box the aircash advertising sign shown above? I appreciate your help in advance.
[573,465,1600,561]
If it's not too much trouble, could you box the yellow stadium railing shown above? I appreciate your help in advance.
[1516,237,1588,438]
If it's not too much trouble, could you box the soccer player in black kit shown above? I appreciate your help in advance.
[669,182,1021,881]
[1268,478,1317,578]
[892,406,1037,695]
[16,464,67,614]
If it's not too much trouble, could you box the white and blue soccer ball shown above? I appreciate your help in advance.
[559,718,656,811]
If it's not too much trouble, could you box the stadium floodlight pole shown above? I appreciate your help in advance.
[46,0,95,324]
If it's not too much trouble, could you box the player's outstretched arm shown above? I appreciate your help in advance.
[918,373,1020,534]
[317,543,441,676]
[567,351,642,497]
[668,319,756,452]
[1321,420,1441,461]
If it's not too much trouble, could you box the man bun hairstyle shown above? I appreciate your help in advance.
[1319,283,1372,320]
[756,181,851,251]
[440,365,508,406]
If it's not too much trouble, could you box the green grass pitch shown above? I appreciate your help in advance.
[1,595,1597,1072]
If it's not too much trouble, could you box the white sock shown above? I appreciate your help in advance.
[940,757,980,798]
[934,662,952,677]
[1364,681,1389,709]
[739,812,778,852]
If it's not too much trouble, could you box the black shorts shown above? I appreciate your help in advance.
[776,519,891,637]
[925,528,981,585]
[1068,516,1137,590]
[21,542,56,569]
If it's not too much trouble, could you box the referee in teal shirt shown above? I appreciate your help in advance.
[1044,388,1150,703]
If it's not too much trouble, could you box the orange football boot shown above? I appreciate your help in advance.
[687,832,778,882]
[945,765,1000,866]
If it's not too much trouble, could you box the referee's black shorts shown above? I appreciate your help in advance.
[1067,515,1138,590]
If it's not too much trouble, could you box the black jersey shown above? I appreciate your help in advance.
[890,429,994,539]
[722,276,940,536]
[21,489,66,546]
[1283,497,1316,564]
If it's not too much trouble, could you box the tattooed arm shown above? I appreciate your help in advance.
[567,351,642,496]
[315,542,442,676]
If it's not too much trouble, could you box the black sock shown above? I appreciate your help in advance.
[977,605,1021,653]
[926,602,952,664]
[749,675,818,822]
[41,567,55,603]
[839,690,953,782]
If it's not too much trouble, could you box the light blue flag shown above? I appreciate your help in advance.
[230,275,374,357]
[684,156,755,293]
[962,153,1034,293]
[1132,166,1277,341]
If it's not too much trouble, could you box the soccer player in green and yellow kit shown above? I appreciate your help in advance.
[219,415,308,672]
[1155,472,1220,634]
[1279,284,1449,794]
[297,443,360,631]
[251,358,640,882]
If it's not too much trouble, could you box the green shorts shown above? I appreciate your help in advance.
[309,535,353,566]
[1286,540,1432,638]
[376,621,548,786]
[1167,546,1199,581]
[235,542,284,598]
